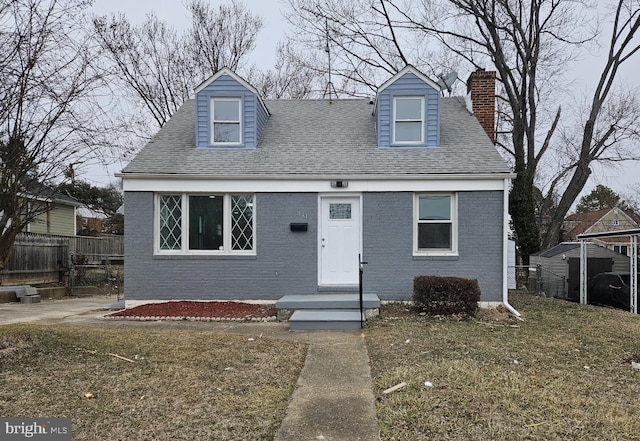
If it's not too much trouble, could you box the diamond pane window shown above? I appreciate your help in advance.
[159,195,182,250]
[231,195,254,251]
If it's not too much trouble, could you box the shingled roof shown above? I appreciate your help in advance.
[122,97,511,178]
[563,207,640,240]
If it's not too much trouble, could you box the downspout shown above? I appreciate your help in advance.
[503,178,522,317]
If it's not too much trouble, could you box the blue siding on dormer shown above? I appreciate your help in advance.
[255,94,268,142]
[377,72,440,148]
[195,74,266,148]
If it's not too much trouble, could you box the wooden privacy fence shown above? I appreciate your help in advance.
[0,233,124,286]
[68,235,124,257]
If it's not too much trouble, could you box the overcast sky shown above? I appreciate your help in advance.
[87,0,640,201]
[91,0,288,70]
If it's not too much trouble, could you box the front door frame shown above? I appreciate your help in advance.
[318,193,363,287]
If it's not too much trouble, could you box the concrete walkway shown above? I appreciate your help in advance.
[274,331,380,441]
[0,297,382,440]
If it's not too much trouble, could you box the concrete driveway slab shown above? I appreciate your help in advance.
[0,296,116,326]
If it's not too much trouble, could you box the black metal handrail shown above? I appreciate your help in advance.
[358,254,368,329]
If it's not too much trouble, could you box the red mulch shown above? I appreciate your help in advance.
[107,301,277,320]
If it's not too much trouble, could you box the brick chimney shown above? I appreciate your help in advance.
[466,69,496,144]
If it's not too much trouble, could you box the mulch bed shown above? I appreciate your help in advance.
[105,300,277,321]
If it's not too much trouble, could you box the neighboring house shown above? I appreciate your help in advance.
[25,185,81,236]
[76,206,106,236]
[76,205,125,236]
[563,207,640,256]
[530,242,630,299]
[119,66,513,307]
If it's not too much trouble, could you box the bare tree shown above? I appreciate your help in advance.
[245,42,320,99]
[93,0,263,137]
[424,0,640,254]
[0,0,113,271]
[284,0,447,96]
[395,0,640,257]
[540,1,640,246]
[286,0,640,262]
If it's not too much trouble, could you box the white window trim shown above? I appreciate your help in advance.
[393,96,424,145]
[413,192,458,256]
[155,193,256,255]
[211,97,242,146]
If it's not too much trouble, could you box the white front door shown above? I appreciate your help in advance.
[319,196,361,285]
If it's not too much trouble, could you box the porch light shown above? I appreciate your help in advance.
[331,180,348,188]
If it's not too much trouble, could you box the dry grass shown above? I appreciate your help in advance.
[0,325,306,440]
[366,292,640,441]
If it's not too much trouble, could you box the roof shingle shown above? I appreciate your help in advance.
[122,97,511,178]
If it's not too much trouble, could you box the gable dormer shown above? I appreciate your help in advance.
[375,65,441,148]
[194,68,269,149]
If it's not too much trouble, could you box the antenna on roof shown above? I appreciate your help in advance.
[322,17,336,103]
[437,71,458,96]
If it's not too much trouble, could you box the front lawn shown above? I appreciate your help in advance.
[0,325,306,440]
[366,292,640,440]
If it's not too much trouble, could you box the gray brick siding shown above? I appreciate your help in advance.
[362,191,504,301]
[125,192,318,301]
[125,190,504,302]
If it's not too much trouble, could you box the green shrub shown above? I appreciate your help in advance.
[413,275,481,316]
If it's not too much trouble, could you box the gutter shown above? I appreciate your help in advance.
[116,172,517,181]
[502,177,522,318]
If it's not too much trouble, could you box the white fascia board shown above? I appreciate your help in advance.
[378,65,442,93]
[194,67,269,116]
[122,175,511,193]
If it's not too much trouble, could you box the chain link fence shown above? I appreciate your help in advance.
[68,253,123,300]
[512,265,567,299]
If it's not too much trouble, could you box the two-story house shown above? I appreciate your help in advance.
[119,65,514,319]
[25,184,81,236]
[563,207,640,256]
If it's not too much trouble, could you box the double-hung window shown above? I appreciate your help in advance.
[414,193,457,255]
[211,98,241,144]
[393,97,424,144]
[157,194,255,254]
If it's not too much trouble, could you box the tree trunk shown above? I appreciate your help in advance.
[0,226,20,273]
[509,166,540,265]
[541,160,592,249]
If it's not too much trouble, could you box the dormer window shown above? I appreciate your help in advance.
[393,97,424,144]
[211,97,241,144]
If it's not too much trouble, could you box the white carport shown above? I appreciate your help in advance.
[577,228,640,314]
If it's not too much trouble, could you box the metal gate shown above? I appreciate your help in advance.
[68,253,123,300]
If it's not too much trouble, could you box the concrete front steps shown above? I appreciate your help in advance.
[276,293,380,330]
